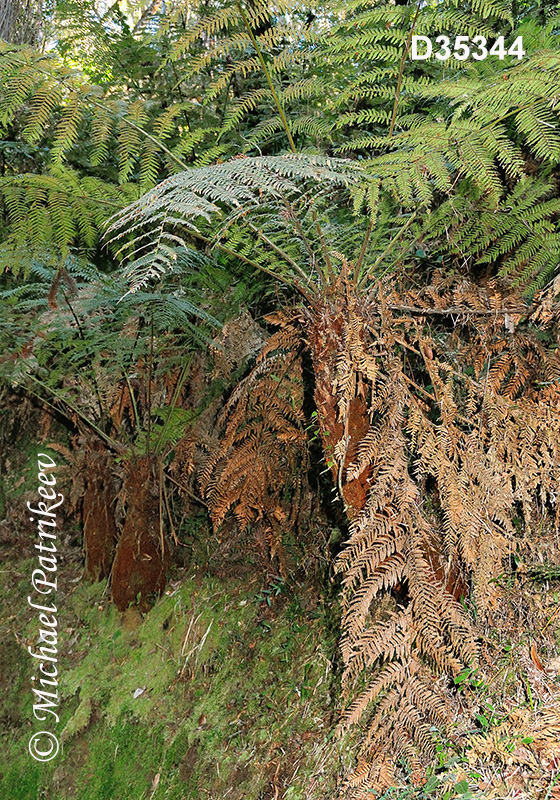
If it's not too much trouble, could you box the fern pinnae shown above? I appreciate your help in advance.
[340,662,410,730]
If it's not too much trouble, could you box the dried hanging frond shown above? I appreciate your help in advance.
[198,311,311,574]
[303,278,560,796]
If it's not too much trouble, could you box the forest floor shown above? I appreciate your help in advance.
[0,425,354,800]
[2,424,560,800]
[0,518,351,800]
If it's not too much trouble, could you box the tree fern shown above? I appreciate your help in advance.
[429,178,560,291]
[154,2,560,294]
[4,1,560,791]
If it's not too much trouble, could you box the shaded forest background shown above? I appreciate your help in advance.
[2,0,560,797]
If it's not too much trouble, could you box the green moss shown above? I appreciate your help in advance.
[0,754,45,800]
[75,714,166,800]
[0,563,346,800]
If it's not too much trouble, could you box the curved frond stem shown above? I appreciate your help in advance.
[244,220,311,284]
[146,313,154,453]
[282,198,324,289]
[234,0,297,154]
[159,355,193,459]
[23,375,126,454]
[123,370,143,439]
[314,213,335,286]
[360,211,419,289]
[60,287,106,423]
[164,470,209,508]
[233,2,335,285]
[388,1,422,140]
[353,219,374,286]
[188,228,298,290]
[387,302,533,317]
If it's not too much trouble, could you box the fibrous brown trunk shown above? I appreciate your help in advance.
[305,291,466,599]
[111,455,169,612]
[305,298,372,519]
[82,441,118,582]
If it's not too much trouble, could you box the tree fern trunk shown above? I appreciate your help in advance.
[306,298,372,518]
[111,455,169,612]
[82,439,118,582]
[304,288,477,795]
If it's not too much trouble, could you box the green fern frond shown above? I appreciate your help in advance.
[107,154,364,293]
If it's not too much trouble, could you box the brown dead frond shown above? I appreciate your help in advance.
[304,278,560,795]
[199,311,313,575]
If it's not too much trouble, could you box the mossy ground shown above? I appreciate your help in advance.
[0,399,351,800]
[0,539,352,800]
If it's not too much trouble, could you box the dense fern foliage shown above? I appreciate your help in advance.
[2,0,560,289]
[2,0,560,796]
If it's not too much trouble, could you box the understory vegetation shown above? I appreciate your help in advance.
[2,0,560,796]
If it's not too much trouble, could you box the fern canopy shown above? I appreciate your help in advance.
[2,1,560,796]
